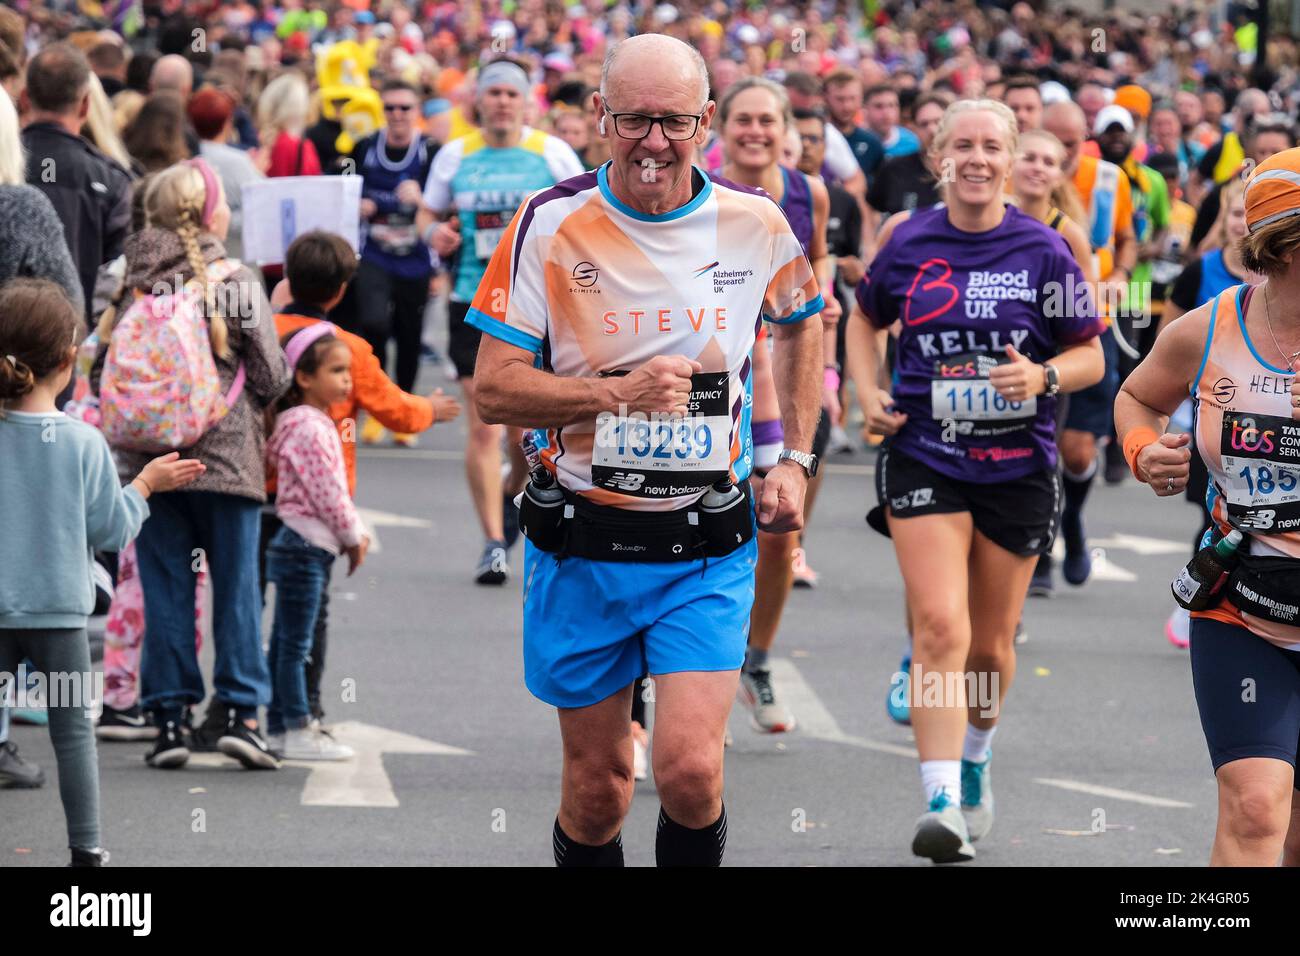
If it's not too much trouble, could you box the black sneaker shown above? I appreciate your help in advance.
[188,702,227,753]
[502,492,521,550]
[145,719,190,769]
[217,711,281,770]
[96,703,157,741]
[474,539,509,585]
[69,846,110,867]
[0,740,45,788]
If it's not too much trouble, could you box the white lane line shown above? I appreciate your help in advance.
[768,659,1192,806]
[1033,778,1194,809]
[1090,532,1189,556]
[358,447,874,476]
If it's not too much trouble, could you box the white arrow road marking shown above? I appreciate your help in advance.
[763,660,1193,806]
[355,507,434,555]
[1048,539,1138,582]
[1034,778,1194,809]
[184,721,472,808]
[763,659,917,758]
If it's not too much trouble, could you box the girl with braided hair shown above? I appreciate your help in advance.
[98,159,292,770]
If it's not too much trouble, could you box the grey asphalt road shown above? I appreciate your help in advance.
[1,364,1219,867]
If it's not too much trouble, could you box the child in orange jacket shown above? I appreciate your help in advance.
[260,230,460,729]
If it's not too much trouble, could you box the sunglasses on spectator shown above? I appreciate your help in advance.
[384,103,414,113]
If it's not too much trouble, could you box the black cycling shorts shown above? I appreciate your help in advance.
[1190,616,1300,779]
[868,442,1061,557]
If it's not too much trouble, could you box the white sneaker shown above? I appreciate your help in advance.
[265,732,285,754]
[281,726,355,761]
[632,736,648,781]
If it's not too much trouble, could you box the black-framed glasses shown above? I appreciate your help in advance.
[384,103,414,113]
[605,109,705,140]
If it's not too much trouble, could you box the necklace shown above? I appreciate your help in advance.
[1262,286,1300,373]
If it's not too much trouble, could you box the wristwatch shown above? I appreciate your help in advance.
[1043,363,1060,397]
[778,449,819,477]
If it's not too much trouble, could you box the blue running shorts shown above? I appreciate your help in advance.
[1063,328,1120,437]
[521,537,758,709]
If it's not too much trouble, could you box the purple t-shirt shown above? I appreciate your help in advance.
[857,205,1103,482]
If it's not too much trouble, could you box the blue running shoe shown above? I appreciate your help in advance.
[961,755,994,842]
[912,788,975,863]
[1063,542,1092,586]
[886,655,911,725]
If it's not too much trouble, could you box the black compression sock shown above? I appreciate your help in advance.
[552,818,625,867]
[1061,464,1096,551]
[655,804,727,867]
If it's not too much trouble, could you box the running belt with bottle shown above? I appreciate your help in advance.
[469,163,823,559]
[1193,283,1300,644]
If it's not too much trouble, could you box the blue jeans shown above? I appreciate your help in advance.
[264,526,335,735]
[135,492,270,724]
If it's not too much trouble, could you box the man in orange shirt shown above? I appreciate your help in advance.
[1038,101,1136,595]
[266,230,459,725]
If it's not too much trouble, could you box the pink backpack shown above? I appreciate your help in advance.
[101,259,247,452]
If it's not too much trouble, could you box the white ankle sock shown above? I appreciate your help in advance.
[963,724,997,763]
[920,760,961,804]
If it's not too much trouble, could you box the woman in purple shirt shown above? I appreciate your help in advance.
[845,99,1105,863]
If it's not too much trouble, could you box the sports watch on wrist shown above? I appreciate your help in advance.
[1043,364,1060,397]
[778,449,819,477]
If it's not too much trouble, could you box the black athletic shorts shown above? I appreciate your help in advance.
[867,442,1061,557]
[448,299,481,379]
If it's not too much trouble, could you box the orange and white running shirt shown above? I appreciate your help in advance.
[468,162,823,512]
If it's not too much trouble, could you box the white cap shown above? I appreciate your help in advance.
[1094,104,1135,135]
[1040,81,1070,105]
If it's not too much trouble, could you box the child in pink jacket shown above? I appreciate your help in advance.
[264,324,368,761]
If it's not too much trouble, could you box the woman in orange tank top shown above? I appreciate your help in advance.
[1117,147,1300,866]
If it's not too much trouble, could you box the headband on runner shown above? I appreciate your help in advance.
[1245,146,1300,235]
[477,60,531,98]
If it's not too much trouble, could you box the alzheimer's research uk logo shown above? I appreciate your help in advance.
[694,261,754,294]
[0,663,104,719]
[50,887,151,936]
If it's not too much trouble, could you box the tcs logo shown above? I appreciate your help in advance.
[1230,418,1275,455]
[903,258,959,326]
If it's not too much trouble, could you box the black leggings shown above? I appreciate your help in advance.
[345,258,430,394]
[1189,616,1300,778]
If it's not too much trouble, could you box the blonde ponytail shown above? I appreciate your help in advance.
[143,164,231,360]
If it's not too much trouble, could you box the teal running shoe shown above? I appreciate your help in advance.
[886,654,911,725]
[961,754,994,842]
[911,788,975,863]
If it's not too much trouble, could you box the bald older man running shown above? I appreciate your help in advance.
[470,34,824,866]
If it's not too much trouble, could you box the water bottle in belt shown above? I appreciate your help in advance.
[519,431,565,549]
[1172,529,1244,611]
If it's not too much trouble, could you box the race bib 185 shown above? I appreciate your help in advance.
[1219,411,1300,533]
